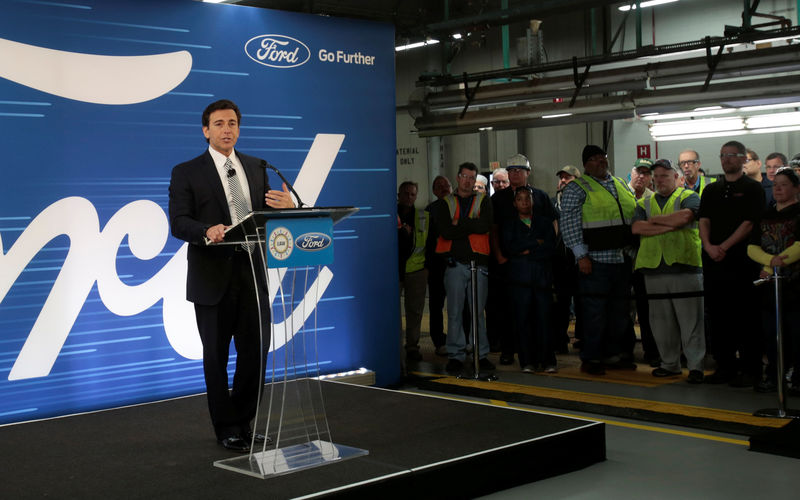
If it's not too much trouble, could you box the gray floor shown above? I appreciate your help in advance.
[403,386,800,499]
[399,309,800,499]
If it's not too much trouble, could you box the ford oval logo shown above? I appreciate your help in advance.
[295,232,332,251]
[244,34,311,69]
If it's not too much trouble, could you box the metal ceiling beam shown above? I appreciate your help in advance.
[414,78,800,137]
[424,0,620,35]
[423,44,800,110]
[418,26,800,87]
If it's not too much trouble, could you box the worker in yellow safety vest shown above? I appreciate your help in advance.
[632,159,705,384]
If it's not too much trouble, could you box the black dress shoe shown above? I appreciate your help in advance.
[652,367,681,377]
[687,370,704,384]
[245,430,270,444]
[219,436,250,452]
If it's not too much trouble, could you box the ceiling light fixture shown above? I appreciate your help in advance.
[542,113,573,119]
[619,0,679,11]
[395,39,439,52]
[641,108,737,121]
[649,117,744,137]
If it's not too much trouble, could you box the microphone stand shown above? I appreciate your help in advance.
[262,160,306,208]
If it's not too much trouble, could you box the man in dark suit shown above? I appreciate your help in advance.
[168,99,295,452]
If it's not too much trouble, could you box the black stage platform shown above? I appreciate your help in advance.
[0,381,605,499]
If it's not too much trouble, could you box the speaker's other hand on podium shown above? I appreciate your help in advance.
[265,183,296,209]
[206,224,227,243]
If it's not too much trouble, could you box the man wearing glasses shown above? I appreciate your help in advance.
[744,149,774,208]
[698,141,765,387]
[490,168,509,194]
[434,162,494,374]
[679,150,716,196]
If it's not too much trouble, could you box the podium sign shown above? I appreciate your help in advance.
[265,218,333,268]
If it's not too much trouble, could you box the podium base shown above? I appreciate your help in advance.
[214,440,368,479]
[753,408,800,419]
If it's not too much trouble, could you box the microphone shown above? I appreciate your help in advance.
[261,159,306,208]
[226,168,236,178]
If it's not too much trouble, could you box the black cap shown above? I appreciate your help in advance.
[582,145,606,165]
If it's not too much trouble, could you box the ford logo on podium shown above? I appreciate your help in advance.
[296,233,332,252]
[265,218,333,268]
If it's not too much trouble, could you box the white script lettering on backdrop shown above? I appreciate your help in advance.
[0,134,345,380]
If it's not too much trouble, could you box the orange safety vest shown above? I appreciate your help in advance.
[435,193,490,255]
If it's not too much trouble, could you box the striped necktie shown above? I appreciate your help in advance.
[224,157,252,251]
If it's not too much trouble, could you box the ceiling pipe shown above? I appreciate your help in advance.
[415,79,800,136]
[422,44,800,111]
[418,26,800,88]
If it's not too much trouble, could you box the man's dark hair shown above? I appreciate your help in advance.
[722,141,746,155]
[776,167,800,187]
[746,148,759,161]
[202,99,242,128]
[431,175,449,189]
[458,162,478,175]
[766,152,788,165]
[398,181,418,193]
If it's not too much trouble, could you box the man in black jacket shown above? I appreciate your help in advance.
[168,99,294,451]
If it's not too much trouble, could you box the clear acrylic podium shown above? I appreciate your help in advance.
[211,207,369,478]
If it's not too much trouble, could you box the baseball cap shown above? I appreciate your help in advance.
[652,158,679,173]
[556,165,581,178]
[633,158,653,171]
[582,145,606,164]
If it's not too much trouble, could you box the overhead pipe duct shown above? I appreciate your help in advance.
[418,26,800,88]
[423,44,800,112]
[415,78,800,137]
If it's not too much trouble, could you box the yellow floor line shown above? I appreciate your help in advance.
[411,371,786,429]
[413,391,750,446]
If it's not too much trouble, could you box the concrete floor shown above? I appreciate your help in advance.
[400,311,800,499]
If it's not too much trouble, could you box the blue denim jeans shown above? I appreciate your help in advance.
[577,261,631,362]
[444,261,489,361]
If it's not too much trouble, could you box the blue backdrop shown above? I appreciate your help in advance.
[0,0,399,424]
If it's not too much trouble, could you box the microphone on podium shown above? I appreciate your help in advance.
[261,160,306,208]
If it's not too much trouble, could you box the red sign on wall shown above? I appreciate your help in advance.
[637,144,651,159]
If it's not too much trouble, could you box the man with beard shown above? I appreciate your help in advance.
[698,141,765,386]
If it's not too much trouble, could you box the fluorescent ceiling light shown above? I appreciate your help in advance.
[652,130,749,142]
[542,113,573,119]
[649,117,744,136]
[694,106,722,111]
[619,0,679,11]
[452,33,463,40]
[738,101,800,113]
[746,111,800,129]
[395,39,439,52]
[641,108,736,121]
[751,125,800,135]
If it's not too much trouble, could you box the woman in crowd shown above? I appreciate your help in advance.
[747,167,800,394]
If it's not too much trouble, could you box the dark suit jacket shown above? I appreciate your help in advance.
[169,149,271,306]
